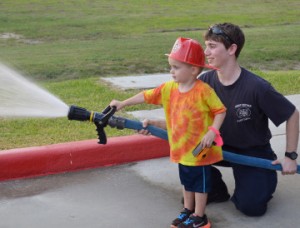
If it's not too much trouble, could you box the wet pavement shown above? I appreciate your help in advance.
[0,74,299,228]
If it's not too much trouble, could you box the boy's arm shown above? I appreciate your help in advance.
[110,91,145,111]
[210,111,226,133]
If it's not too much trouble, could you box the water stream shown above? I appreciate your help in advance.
[0,63,69,118]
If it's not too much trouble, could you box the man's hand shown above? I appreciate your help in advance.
[137,119,152,135]
[272,158,298,175]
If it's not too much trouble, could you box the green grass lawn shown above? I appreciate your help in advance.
[0,0,299,149]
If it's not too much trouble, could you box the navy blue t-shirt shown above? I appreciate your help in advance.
[199,68,295,150]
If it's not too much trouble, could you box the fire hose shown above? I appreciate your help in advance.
[67,105,300,174]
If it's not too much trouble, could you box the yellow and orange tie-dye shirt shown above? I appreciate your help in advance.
[144,80,226,166]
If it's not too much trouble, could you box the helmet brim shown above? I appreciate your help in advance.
[165,54,219,70]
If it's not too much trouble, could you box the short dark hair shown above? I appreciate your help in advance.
[204,23,245,58]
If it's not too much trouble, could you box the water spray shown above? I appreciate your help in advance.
[0,63,68,118]
[67,104,300,174]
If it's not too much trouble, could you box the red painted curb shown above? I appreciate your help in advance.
[0,135,170,181]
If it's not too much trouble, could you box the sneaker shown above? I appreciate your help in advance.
[177,214,211,228]
[171,208,194,228]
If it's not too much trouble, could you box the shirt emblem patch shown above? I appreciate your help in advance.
[235,104,252,122]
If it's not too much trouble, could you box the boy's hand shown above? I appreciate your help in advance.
[200,130,216,148]
[109,99,123,111]
[192,130,217,157]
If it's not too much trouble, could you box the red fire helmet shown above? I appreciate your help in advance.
[166,37,216,69]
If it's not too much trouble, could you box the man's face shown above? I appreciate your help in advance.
[204,40,230,69]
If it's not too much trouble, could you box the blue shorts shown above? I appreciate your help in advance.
[178,164,211,193]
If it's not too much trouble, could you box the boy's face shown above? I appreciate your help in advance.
[168,57,197,83]
[204,39,230,69]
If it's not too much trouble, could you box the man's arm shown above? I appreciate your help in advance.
[146,119,167,130]
[286,109,299,152]
[273,109,299,175]
[137,119,167,135]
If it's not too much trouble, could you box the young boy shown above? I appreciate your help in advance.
[110,37,226,228]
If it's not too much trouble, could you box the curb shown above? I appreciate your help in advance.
[0,135,170,181]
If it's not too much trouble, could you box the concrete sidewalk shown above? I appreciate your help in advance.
[0,74,299,228]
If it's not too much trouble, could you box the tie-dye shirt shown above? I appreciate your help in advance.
[144,80,226,166]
